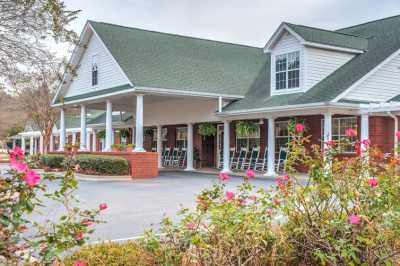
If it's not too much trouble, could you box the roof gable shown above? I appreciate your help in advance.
[89,21,267,97]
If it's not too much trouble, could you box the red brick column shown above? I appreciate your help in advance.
[130,152,158,178]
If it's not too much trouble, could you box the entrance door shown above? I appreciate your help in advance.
[216,124,224,167]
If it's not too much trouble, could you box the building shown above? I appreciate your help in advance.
[45,15,400,175]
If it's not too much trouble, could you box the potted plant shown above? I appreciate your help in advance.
[126,144,135,152]
[111,144,120,152]
[144,127,154,137]
[96,130,106,140]
[71,143,80,153]
[198,123,217,137]
[236,121,258,138]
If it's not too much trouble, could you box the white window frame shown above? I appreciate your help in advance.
[235,125,260,152]
[152,127,168,149]
[275,120,290,154]
[91,54,99,88]
[271,48,304,95]
[321,116,358,154]
[175,127,187,148]
[275,51,300,90]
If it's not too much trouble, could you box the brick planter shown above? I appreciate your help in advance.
[49,151,159,178]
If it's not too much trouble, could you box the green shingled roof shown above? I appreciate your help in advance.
[285,23,369,51]
[89,21,267,96]
[224,15,400,112]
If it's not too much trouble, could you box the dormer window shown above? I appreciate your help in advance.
[275,51,300,90]
[91,55,98,86]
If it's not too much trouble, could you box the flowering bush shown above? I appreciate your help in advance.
[138,124,400,265]
[0,147,106,265]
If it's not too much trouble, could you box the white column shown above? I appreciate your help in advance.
[92,130,97,152]
[134,94,145,152]
[72,132,77,145]
[86,131,91,152]
[131,127,135,146]
[49,134,54,152]
[80,104,87,150]
[29,136,34,155]
[156,125,163,168]
[266,118,276,176]
[323,112,332,147]
[59,108,66,151]
[218,96,223,113]
[104,100,113,151]
[21,137,26,153]
[12,139,16,149]
[360,114,369,153]
[39,135,44,154]
[222,120,231,173]
[185,123,194,171]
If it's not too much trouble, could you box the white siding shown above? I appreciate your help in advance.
[65,32,130,98]
[270,30,304,95]
[343,53,400,102]
[304,47,354,90]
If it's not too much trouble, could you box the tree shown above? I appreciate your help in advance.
[0,91,27,140]
[14,63,61,153]
[0,0,79,85]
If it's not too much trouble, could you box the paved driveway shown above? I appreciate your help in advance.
[0,164,275,242]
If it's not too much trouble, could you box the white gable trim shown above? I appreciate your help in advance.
[264,23,305,53]
[332,47,400,103]
[303,42,364,54]
[135,86,244,99]
[87,23,133,87]
[52,21,133,106]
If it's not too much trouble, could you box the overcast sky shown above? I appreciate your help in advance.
[57,0,400,56]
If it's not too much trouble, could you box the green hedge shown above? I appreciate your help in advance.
[40,154,65,169]
[75,155,129,175]
[63,241,155,266]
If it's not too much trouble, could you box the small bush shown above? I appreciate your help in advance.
[63,241,155,266]
[75,155,129,175]
[41,154,65,169]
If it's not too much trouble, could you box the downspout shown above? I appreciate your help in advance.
[387,111,398,157]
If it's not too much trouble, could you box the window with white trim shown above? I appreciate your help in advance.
[152,127,168,150]
[321,117,357,153]
[275,121,290,153]
[91,55,98,86]
[236,125,260,151]
[275,51,300,90]
[176,127,187,148]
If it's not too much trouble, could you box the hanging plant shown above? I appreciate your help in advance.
[198,123,217,137]
[119,128,130,138]
[236,121,258,138]
[144,127,154,137]
[96,130,105,139]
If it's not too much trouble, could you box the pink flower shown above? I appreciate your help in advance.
[81,219,94,227]
[225,191,235,201]
[186,222,196,230]
[74,260,87,266]
[219,172,231,181]
[99,203,108,210]
[10,159,28,173]
[295,123,305,133]
[249,195,257,201]
[245,169,255,178]
[325,140,337,146]
[9,146,24,160]
[74,232,84,241]
[23,170,41,187]
[396,131,400,140]
[345,128,357,137]
[348,214,361,225]
[361,139,370,146]
[368,178,378,187]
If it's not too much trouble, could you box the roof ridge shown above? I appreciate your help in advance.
[336,14,400,31]
[88,20,263,50]
[285,22,367,39]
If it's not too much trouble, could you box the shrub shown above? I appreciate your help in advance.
[74,155,129,175]
[139,125,400,265]
[26,153,41,169]
[63,241,156,266]
[40,154,65,169]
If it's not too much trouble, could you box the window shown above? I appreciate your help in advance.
[176,127,187,148]
[236,125,260,151]
[275,121,290,153]
[321,117,357,153]
[152,127,168,150]
[91,55,98,86]
[275,51,300,90]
